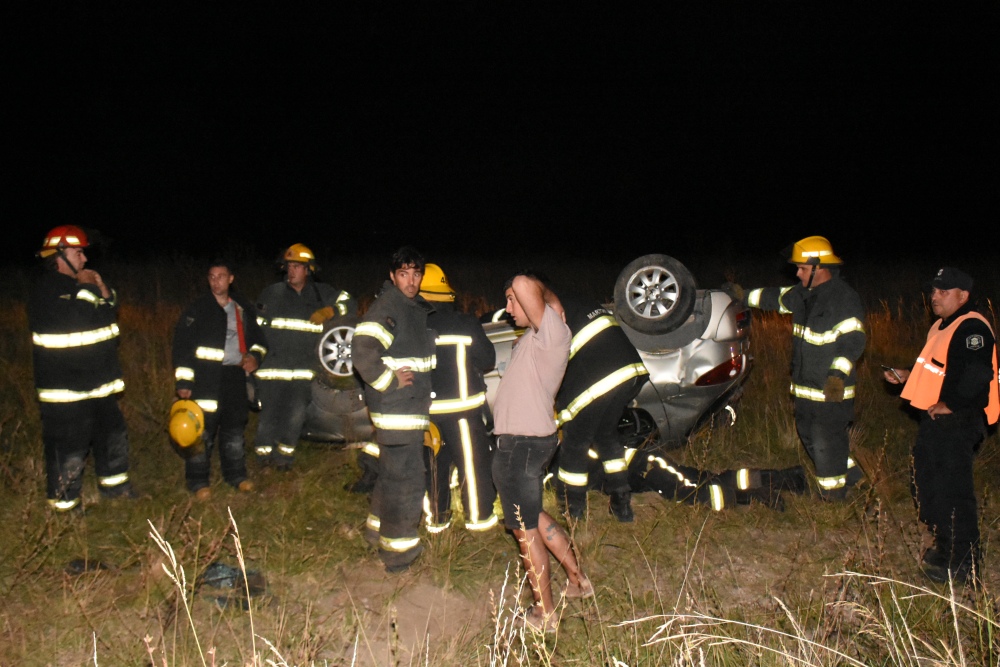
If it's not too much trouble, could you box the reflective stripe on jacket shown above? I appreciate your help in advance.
[747,275,866,403]
[556,297,649,423]
[353,281,436,445]
[29,271,125,402]
[256,279,356,377]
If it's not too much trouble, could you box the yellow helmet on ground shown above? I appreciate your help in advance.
[788,236,843,266]
[169,400,205,448]
[424,421,442,455]
[282,243,318,271]
[419,263,456,302]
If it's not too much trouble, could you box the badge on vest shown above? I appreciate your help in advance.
[966,334,984,351]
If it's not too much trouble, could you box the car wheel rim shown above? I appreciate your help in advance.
[319,325,354,376]
[626,265,680,318]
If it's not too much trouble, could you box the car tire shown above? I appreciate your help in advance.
[613,254,697,334]
[316,315,358,388]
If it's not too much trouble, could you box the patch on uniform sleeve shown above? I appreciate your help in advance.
[385,316,396,330]
[966,334,984,351]
[184,316,195,327]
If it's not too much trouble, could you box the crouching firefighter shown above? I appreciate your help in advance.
[552,292,649,522]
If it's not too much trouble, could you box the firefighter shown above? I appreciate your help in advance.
[585,439,808,512]
[745,236,866,500]
[352,246,436,573]
[552,292,649,521]
[884,267,998,585]
[253,244,356,470]
[28,225,136,511]
[420,263,498,533]
[172,259,267,499]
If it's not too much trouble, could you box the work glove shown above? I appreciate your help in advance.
[823,376,845,402]
[721,281,744,303]
[309,306,335,324]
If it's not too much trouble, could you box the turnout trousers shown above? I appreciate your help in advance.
[40,395,131,510]
[911,412,983,568]
[794,398,857,500]
[186,365,251,492]
[254,377,311,467]
[556,377,643,508]
[425,408,497,532]
[369,439,426,569]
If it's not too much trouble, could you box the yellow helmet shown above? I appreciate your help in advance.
[419,263,456,302]
[282,243,318,271]
[788,236,842,265]
[169,400,205,448]
[423,421,442,455]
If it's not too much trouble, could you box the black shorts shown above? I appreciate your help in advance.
[491,433,558,530]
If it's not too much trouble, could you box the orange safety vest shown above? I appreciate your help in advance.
[901,311,1000,424]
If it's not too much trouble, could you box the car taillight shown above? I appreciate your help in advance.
[694,355,744,387]
[736,309,751,337]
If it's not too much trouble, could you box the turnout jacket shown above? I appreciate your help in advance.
[901,302,1000,422]
[747,274,866,401]
[353,281,437,444]
[555,295,648,425]
[29,270,125,402]
[428,302,495,415]
[173,291,267,412]
[255,278,355,381]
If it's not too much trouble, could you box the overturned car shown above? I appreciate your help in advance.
[300,254,752,452]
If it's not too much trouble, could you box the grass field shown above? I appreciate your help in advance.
[1,252,998,666]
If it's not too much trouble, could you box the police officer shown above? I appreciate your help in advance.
[420,263,498,533]
[28,225,136,511]
[172,259,267,499]
[254,244,356,470]
[552,292,649,521]
[745,236,866,500]
[352,247,436,572]
[884,267,999,585]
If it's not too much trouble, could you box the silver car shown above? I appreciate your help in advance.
[301,254,752,451]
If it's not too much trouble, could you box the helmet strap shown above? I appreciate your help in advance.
[55,247,79,277]
[805,264,817,289]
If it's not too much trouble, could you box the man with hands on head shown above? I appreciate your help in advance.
[491,272,592,634]
[884,267,998,585]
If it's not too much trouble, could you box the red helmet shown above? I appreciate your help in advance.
[38,225,90,259]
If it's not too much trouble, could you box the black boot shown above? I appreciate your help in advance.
[346,467,378,494]
[557,486,588,519]
[609,490,634,522]
[761,466,808,495]
[735,487,785,511]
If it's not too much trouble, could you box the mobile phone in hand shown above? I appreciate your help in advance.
[881,365,903,382]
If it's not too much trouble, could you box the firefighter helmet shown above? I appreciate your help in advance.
[281,243,319,272]
[788,236,843,266]
[423,421,442,455]
[169,400,205,448]
[419,263,456,302]
[38,225,90,259]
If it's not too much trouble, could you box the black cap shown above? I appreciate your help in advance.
[931,267,974,291]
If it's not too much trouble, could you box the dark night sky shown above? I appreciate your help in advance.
[8,4,998,265]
